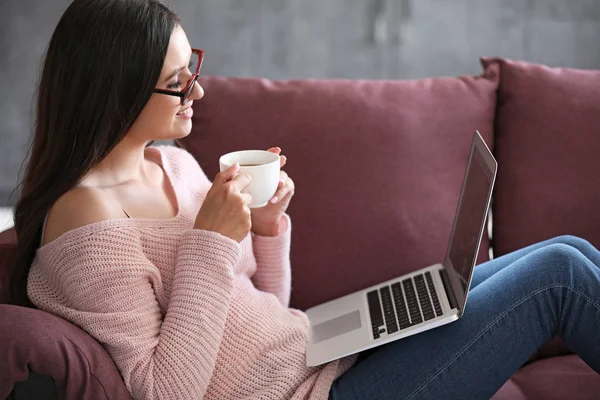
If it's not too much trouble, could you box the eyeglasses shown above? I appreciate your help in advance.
[153,48,204,106]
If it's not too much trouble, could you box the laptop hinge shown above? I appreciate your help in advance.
[439,269,459,311]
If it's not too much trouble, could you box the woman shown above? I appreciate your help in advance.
[9,0,600,399]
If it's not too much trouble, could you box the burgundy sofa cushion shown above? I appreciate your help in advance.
[0,304,131,399]
[0,228,17,303]
[485,58,600,363]
[0,227,15,243]
[179,69,499,310]
[492,355,600,400]
[485,57,600,256]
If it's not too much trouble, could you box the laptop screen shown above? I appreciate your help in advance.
[446,134,496,295]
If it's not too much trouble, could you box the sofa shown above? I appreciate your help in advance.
[1,57,600,399]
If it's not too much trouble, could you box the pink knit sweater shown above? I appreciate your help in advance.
[27,146,356,400]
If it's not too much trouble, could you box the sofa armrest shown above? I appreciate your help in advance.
[0,304,131,400]
[0,227,16,244]
[0,228,17,303]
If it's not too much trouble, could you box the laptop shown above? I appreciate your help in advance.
[305,131,497,367]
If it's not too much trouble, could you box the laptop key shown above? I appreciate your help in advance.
[367,290,384,339]
[414,274,435,321]
[379,286,399,334]
[402,279,423,324]
[425,272,444,316]
[391,282,411,329]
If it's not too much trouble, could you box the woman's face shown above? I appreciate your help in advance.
[128,25,204,142]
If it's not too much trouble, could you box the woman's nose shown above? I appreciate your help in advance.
[191,81,204,100]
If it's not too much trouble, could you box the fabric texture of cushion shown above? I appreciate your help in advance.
[0,228,17,303]
[485,57,600,256]
[492,355,600,400]
[0,304,131,400]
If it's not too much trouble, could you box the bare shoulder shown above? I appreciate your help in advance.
[42,187,124,246]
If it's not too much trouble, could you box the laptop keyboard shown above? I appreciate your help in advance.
[367,271,444,340]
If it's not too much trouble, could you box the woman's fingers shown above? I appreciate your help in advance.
[266,149,289,202]
[266,147,286,168]
[241,192,253,206]
[277,171,288,188]
[217,163,240,184]
[229,173,252,192]
[271,172,294,204]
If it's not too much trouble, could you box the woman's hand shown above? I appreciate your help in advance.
[251,147,295,237]
[194,164,253,242]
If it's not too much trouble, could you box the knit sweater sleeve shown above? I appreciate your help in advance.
[28,226,241,400]
[250,214,292,308]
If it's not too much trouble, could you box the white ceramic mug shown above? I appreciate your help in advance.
[219,150,281,208]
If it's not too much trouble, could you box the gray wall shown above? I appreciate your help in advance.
[1,0,600,206]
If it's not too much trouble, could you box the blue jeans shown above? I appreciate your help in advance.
[329,235,600,400]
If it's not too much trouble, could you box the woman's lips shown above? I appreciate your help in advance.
[176,107,193,119]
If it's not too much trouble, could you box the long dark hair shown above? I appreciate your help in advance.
[8,0,180,306]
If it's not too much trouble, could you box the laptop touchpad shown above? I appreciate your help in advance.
[312,310,362,344]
